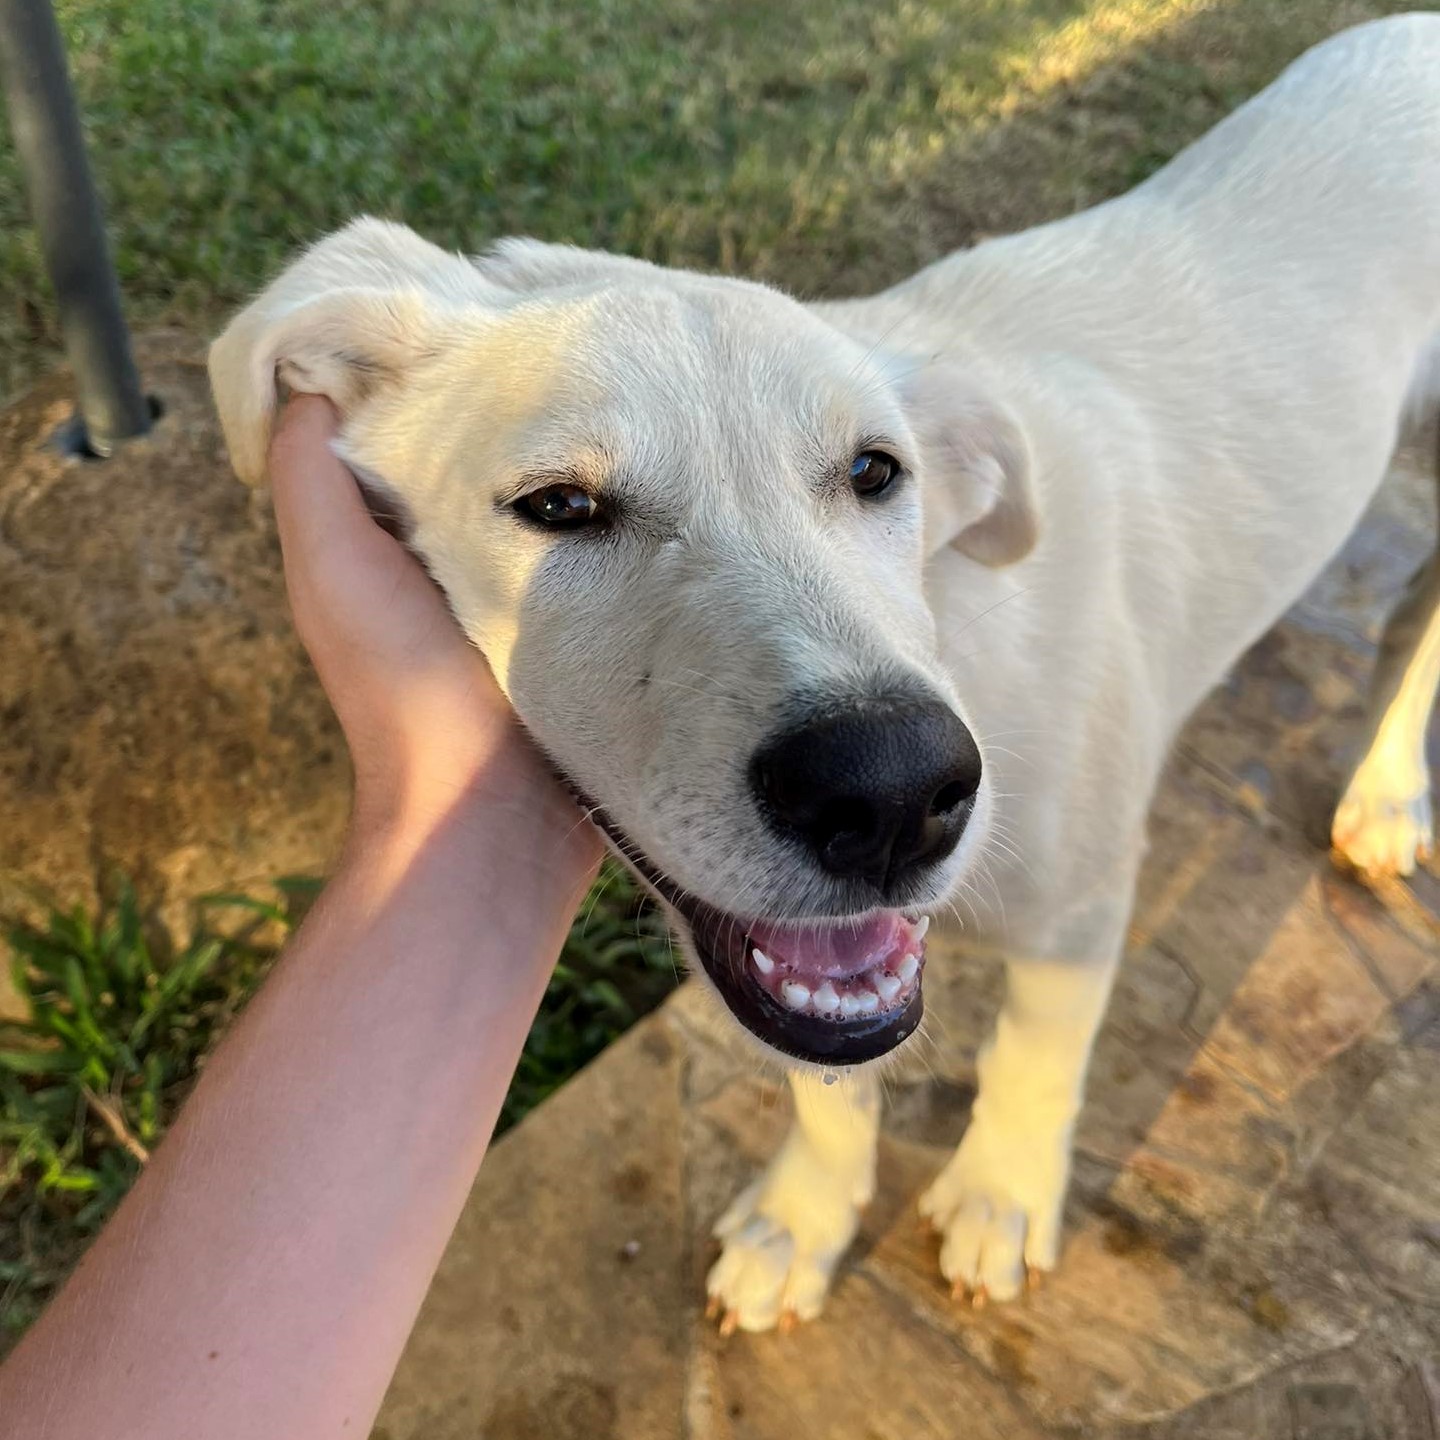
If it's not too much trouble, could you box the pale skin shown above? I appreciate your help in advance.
[0,396,602,1440]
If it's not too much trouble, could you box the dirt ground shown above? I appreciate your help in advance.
[0,334,349,998]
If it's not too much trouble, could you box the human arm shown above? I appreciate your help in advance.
[0,396,601,1439]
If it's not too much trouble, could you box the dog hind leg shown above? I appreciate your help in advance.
[705,1068,880,1333]
[1332,460,1440,877]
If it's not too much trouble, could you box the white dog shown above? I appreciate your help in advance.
[210,15,1440,1334]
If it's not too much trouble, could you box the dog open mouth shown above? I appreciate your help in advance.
[678,896,927,1065]
[577,796,927,1066]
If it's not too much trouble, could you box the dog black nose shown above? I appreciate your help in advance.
[751,696,982,891]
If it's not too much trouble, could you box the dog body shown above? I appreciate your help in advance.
[709,15,1440,1327]
[211,15,1440,1332]
[840,12,1440,920]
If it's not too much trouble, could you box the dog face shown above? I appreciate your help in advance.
[211,219,1036,1068]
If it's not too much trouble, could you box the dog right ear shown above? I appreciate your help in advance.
[894,359,1038,567]
[209,217,498,485]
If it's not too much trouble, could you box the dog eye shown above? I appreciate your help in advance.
[516,483,602,529]
[849,450,901,499]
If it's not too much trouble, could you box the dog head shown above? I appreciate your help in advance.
[211,218,1036,1068]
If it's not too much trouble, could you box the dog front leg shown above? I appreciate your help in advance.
[920,891,1128,1304]
[706,1067,880,1333]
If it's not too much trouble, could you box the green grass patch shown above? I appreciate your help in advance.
[0,0,1220,399]
[0,865,674,1347]
[503,863,676,1129]
[3,0,1427,402]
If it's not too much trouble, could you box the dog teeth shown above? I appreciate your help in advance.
[913,915,931,942]
[768,958,912,1020]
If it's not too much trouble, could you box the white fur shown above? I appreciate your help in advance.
[707,1072,879,1332]
[212,16,1440,1328]
[1332,555,1440,876]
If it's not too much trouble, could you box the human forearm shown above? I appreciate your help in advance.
[0,781,597,1440]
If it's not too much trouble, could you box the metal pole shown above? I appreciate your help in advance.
[0,0,151,456]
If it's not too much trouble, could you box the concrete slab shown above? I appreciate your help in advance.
[375,1016,694,1440]
[374,461,1440,1439]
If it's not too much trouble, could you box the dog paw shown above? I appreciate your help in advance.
[705,1140,870,1334]
[1332,775,1434,878]
[918,1122,1067,1305]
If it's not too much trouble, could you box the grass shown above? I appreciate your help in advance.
[2,0,1428,402]
[0,866,675,1347]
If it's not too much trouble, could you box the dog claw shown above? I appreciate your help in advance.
[705,1294,721,1321]
[1025,1264,1046,1293]
[777,1308,799,1335]
[948,1278,989,1308]
[719,1308,740,1338]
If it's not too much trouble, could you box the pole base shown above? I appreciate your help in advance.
[48,394,163,460]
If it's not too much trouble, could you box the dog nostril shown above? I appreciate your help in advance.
[930,779,974,816]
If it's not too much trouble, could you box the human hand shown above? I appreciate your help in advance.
[267,395,600,875]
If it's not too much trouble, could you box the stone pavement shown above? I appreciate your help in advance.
[374,467,1440,1437]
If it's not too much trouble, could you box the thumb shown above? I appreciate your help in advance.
[268,395,398,569]
[267,394,413,616]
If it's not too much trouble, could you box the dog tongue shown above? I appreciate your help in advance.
[748,911,907,982]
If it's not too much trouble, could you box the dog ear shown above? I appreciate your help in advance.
[900,361,1038,567]
[209,217,496,485]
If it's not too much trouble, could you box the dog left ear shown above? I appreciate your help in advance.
[900,363,1038,567]
[209,217,498,486]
